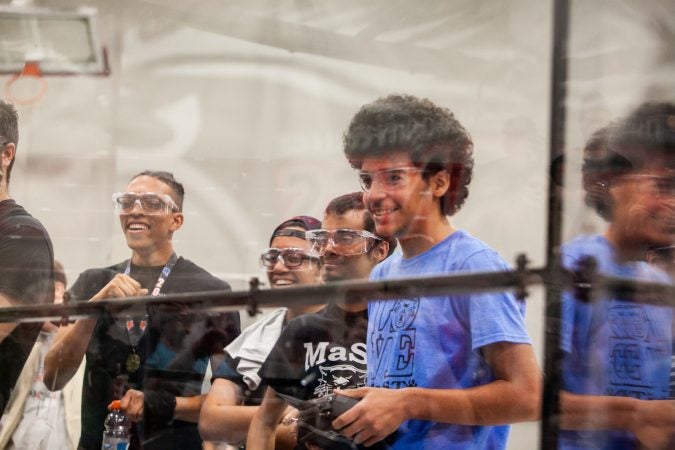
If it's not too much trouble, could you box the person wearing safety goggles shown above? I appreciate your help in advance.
[330,95,540,450]
[247,192,396,450]
[44,170,240,450]
[201,215,323,448]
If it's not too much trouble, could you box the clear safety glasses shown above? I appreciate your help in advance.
[260,247,319,271]
[305,228,383,256]
[112,192,178,215]
[358,167,425,192]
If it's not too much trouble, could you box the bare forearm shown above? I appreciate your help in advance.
[174,394,206,422]
[560,391,637,430]
[44,319,96,390]
[247,388,293,450]
[246,414,278,450]
[406,380,540,425]
[200,403,258,443]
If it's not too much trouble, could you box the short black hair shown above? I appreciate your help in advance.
[131,170,185,211]
[0,100,19,185]
[325,192,397,256]
[343,94,474,216]
[581,125,633,221]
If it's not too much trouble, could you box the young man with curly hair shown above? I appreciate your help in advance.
[332,94,540,449]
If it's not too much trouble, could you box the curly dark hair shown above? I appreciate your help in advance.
[343,94,474,216]
[610,101,675,168]
[582,101,675,221]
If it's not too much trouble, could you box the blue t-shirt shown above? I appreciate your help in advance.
[560,234,673,450]
[368,230,531,450]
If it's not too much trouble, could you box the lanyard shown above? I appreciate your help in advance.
[123,252,178,296]
[122,253,178,372]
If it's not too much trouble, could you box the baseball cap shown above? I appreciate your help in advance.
[269,215,322,245]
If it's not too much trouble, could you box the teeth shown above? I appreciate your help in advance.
[128,223,149,230]
[373,209,394,217]
[273,279,294,286]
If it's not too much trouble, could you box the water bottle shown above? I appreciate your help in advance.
[101,400,131,450]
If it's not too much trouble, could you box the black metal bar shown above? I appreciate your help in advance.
[1,264,672,326]
[0,269,545,324]
[541,0,571,447]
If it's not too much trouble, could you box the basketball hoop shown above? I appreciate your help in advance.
[3,60,48,106]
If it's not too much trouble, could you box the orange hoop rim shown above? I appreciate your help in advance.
[3,61,48,106]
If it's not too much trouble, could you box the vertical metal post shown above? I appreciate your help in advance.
[541,0,570,448]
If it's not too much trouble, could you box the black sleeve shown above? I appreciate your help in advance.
[0,217,53,412]
[211,353,241,381]
[257,317,315,399]
[0,219,54,305]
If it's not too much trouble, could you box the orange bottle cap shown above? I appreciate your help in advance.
[108,400,121,410]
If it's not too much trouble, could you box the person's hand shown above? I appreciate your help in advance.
[92,274,148,301]
[331,387,408,447]
[630,399,675,450]
[120,389,145,422]
[281,408,299,438]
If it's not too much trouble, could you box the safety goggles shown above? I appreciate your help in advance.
[112,192,178,215]
[626,174,675,198]
[358,167,425,192]
[305,228,383,256]
[260,247,319,270]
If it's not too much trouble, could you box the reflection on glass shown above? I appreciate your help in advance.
[560,102,675,449]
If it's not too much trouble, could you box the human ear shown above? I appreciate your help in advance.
[430,169,450,198]
[1,143,16,171]
[170,212,184,231]
[370,241,389,263]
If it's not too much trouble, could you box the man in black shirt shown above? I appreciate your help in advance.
[0,100,55,413]
[247,192,395,450]
[44,170,240,450]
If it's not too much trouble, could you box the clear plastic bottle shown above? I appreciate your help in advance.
[101,400,130,450]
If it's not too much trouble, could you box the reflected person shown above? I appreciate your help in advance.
[560,102,675,449]
[44,170,240,450]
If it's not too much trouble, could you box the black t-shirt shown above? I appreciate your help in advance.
[0,199,54,413]
[68,257,240,450]
[259,302,368,400]
[259,303,379,450]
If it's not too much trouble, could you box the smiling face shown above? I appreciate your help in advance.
[267,230,321,289]
[361,151,446,242]
[609,167,675,250]
[321,210,386,283]
[119,175,183,261]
